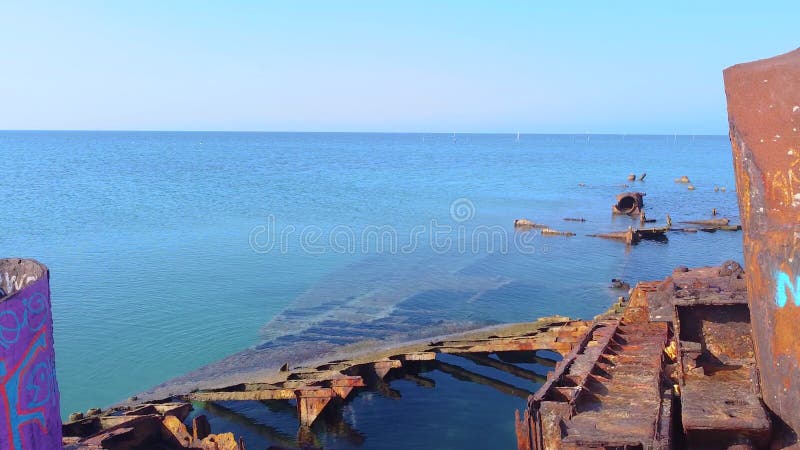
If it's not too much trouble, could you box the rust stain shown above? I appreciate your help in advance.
[725,47,800,440]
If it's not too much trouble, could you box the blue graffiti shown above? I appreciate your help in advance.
[0,292,47,349]
[1,329,49,450]
[24,361,55,409]
[775,271,800,307]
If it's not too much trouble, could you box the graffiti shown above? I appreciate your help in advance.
[767,149,800,208]
[0,279,60,450]
[0,273,37,296]
[0,292,47,349]
[0,330,51,450]
[775,270,800,307]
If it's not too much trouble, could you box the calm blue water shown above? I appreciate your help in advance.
[0,131,741,421]
[188,352,552,449]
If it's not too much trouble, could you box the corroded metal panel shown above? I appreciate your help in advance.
[724,48,800,437]
[0,259,62,450]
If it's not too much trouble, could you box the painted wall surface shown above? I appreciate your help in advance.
[0,275,62,450]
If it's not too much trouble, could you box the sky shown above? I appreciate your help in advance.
[1,1,798,134]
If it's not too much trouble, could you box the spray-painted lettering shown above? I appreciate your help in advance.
[775,270,800,307]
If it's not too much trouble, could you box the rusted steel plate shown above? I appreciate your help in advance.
[681,379,770,434]
[724,47,800,436]
[397,351,436,361]
[515,409,533,450]
[524,282,674,450]
[189,388,296,402]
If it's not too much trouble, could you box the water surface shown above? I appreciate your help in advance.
[0,132,741,419]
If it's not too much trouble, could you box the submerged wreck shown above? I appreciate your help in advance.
[589,222,671,245]
[7,50,797,450]
[513,47,800,450]
[62,262,795,449]
[611,192,645,215]
[62,317,594,449]
[516,262,770,449]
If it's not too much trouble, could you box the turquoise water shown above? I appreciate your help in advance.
[0,132,741,420]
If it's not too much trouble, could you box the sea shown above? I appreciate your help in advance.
[0,131,742,448]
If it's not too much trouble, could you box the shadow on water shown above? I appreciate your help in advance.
[187,351,560,450]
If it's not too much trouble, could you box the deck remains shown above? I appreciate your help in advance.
[63,316,590,449]
[518,262,773,450]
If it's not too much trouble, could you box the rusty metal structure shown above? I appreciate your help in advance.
[54,48,800,449]
[62,316,592,449]
[725,48,800,444]
[69,263,791,449]
[182,316,588,428]
[516,262,777,449]
[589,223,671,245]
[61,403,246,450]
[612,192,645,215]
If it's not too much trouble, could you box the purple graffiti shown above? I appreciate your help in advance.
[0,277,61,450]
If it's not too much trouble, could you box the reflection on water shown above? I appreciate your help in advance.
[188,351,559,449]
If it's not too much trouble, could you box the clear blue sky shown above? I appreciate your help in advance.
[1,1,797,134]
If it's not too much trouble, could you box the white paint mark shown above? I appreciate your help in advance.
[1,272,37,293]
[789,149,795,156]
[794,105,800,112]
[793,193,800,207]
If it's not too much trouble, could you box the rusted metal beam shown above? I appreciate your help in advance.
[396,351,437,361]
[724,47,800,438]
[434,330,583,356]
[322,375,365,400]
[371,359,402,379]
[189,388,296,402]
[295,388,336,427]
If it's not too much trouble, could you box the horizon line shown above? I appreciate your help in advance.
[0,129,729,137]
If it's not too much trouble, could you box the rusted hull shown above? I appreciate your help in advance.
[724,48,800,439]
[518,263,778,449]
